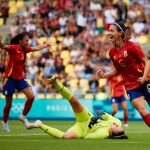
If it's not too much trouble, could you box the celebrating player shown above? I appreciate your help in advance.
[97,22,150,127]
[27,74,128,139]
[0,32,52,132]
[109,75,128,127]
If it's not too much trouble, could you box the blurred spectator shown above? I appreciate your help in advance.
[31,79,41,98]
[0,72,3,91]
[87,75,99,94]
[114,0,127,22]
[27,61,39,81]
[0,57,5,73]
[84,61,94,79]
[46,52,54,67]
[103,2,118,29]
[58,11,68,34]
[63,32,74,47]
[74,61,85,78]
[55,61,65,74]
[0,0,9,25]
[43,62,55,77]
[76,6,87,33]
[30,2,38,19]
[23,5,31,18]
[90,0,102,11]
[9,21,19,37]
[72,80,83,99]
[133,17,145,35]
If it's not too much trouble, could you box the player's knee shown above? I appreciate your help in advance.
[138,108,148,117]
[63,132,77,139]
[123,108,128,112]
[70,98,80,105]
[28,94,35,101]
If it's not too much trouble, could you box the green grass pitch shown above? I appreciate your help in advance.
[0,121,150,150]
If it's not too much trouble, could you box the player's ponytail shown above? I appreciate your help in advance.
[10,32,28,44]
[109,131,128,139]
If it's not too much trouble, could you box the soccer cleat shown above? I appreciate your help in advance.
[26,120,43,129]
[2,121,10,132]
[25,123,35,129]
[19,115,29,128]
[34,120,43,128]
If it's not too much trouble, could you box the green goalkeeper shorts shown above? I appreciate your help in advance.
[66,109,93,138]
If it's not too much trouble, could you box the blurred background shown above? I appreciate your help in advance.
[0,0,150,120]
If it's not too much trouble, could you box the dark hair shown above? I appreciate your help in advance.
[109,131,128,139]
[113,22,126,33]
[125,26,131,30]
[10,32,29,63]
[10,32,28,44]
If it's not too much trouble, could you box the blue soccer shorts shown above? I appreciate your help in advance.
[127,80,150,102]
[111,96,126,104]
[2,77,30,96]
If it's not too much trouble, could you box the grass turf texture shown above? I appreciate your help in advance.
[0,121,150,150]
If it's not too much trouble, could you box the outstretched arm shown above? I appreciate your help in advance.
[31,42,53,51]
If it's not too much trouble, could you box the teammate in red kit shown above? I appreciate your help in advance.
[97,22,150,128]
[109,75,128,127]
[0,32,52,132]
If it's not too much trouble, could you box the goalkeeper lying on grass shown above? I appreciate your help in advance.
[27,74,128,139]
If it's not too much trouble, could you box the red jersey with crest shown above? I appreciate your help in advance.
[4,45,32,80]
[109,41,150,91]
[109,75,125,97]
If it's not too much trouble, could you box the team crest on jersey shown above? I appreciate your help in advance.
[124,51,128,57]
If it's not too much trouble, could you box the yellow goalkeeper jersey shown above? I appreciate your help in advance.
[83,113,122,139]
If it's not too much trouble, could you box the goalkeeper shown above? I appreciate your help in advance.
[28,74,128,139]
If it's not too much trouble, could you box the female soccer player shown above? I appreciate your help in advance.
[28,75,128,139]
[109,75,128,127]
[27,74,128,139]
[0,32,52,132]
[97,22,150,127]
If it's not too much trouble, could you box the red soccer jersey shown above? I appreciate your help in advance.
[4,45,32,80]
[109,75,125,97]
[109,41,150,91]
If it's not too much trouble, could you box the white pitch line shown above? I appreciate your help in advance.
[0,130,150,137]
[0,140,150,145]
[0,133,47,136]
[127,131,150,133]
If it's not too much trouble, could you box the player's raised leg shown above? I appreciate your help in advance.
[48,74,92,122]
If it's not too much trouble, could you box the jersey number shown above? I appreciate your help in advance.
[119,59,126,67]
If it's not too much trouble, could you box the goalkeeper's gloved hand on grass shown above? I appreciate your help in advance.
[88,110,105,129]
